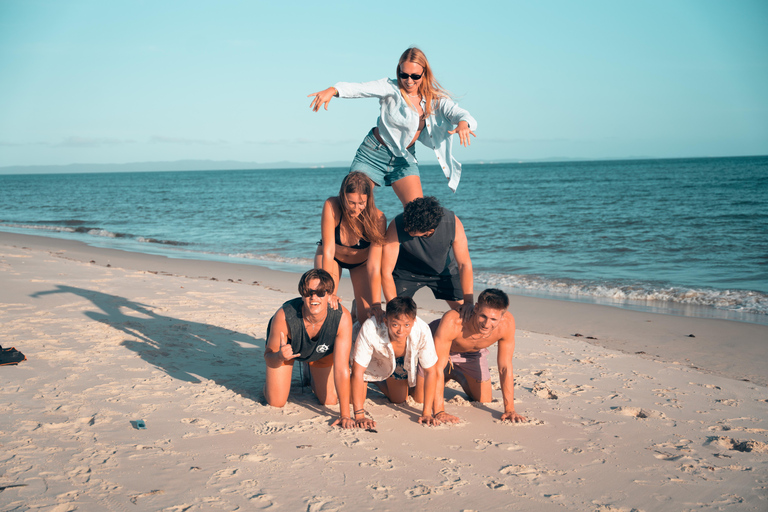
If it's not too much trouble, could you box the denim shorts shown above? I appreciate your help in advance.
[349,128,419,187]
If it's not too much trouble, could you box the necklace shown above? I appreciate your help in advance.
[303,309,327,330]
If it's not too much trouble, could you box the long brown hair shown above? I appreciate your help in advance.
[338,171,385,245]
[396,47,450,117]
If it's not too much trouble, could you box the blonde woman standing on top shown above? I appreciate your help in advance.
[309,47,478,206]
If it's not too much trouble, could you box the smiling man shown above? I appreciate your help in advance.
[416,288,527,424]
[263,269,355,428]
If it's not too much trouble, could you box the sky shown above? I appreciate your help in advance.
[1,0,767,170]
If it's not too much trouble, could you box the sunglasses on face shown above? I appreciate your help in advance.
[303,288,328,298]
[398,72,423,81]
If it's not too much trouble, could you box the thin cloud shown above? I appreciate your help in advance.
[149,136,227,145]
[245,138,357,146]
[57,137,137,147]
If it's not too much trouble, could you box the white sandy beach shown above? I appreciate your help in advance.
[1,231,767,511]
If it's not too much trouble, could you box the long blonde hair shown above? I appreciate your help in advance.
[338,172,385,245]
[396,47,450,117]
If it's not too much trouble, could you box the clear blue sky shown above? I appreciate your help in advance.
[1,0,767,168]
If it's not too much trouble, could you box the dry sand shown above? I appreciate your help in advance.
[1,232,767,511]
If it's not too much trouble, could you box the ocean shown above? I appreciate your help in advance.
[1,156,766,324]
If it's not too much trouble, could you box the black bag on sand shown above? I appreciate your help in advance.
[0,345,26,366]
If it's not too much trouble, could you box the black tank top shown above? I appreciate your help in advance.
[394,207,457,276]
[268,298,343,362]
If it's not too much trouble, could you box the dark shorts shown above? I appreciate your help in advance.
[393,268,462,301]
[426,318,490,382]
[448,348,491,382]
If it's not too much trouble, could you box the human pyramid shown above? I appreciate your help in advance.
[264,48,527,428]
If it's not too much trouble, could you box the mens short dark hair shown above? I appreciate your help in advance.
[386,296,417,319]
[403,196,444,233]
[476,288,509,311]
[298,268,335,296]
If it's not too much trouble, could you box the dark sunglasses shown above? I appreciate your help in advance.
[398,72,423,81]
[303,288,328,298]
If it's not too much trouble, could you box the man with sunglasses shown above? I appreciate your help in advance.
[264,269,355,428]
[380,196,474,323]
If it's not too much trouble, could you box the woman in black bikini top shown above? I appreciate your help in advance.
[315,172,386,323]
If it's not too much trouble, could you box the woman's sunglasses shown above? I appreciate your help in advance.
[303,288,328,298]
[398,72,423,81]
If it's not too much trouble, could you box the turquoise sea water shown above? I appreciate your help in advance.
[1,156,766,324]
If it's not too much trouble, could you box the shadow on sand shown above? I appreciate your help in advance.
[31,285,270,401]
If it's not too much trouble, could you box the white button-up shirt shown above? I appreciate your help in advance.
[352,316,438,387]
[334,78,477,192]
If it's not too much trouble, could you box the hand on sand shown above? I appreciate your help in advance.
[278,332,299,362]
[448,120,476,147]
[436,411,461,424]
[355,417,376,429]
[332,417,357,429]
[308,87,337,112]
[501,411,527,423]
[418,415,440,426]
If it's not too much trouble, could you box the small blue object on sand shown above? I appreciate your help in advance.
[134,420,147,429]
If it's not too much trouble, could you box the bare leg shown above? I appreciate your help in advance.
[391,175,424,207]
[374,377,409,404]
[349,264,373,322]
[264,360,294,407]
[310,364,338,406]
[447,367,493,403]
[411,371,425,404]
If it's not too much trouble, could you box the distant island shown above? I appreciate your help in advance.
[3,155,759,175]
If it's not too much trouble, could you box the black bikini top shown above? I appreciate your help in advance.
[335,222,371,250]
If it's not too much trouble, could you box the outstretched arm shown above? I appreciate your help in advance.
[447,120,476,147]
[432,313,461,424]
[418,364,439,425]
[440,97,478,147]
[497,317,527,423]
[381,220,400,303]
[351,362,375,429]
[331,309,355,428]
[308,87,338,112]
[319,198,341,309]
[366,211,387,323]
[452,217,474,323]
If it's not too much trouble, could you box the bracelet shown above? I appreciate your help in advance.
[354,409,366,416]
[433,411,446,418]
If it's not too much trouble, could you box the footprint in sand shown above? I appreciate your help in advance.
[305,495,345,511]
[367,483,393,501]
[532,382,558,400]
[611,406,666,419]
[404,483,436,498]
[485,480,509,491]
[708,436,768,454]
[361,456,397,470]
